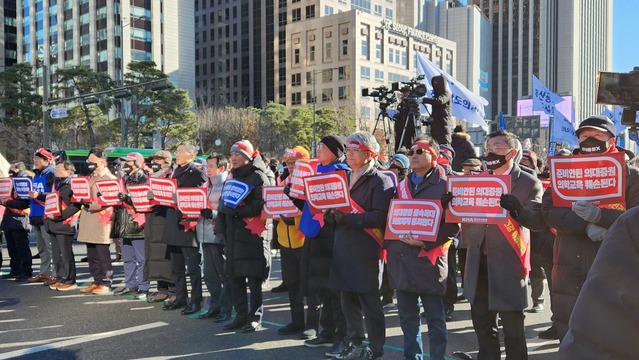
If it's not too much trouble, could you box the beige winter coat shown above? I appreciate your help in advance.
[77,167,117,245]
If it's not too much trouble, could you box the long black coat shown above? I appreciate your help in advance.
[214,156,270,280]
[43,179,80,236]
[163,162,207,248]
[451,132,477,172]
[559,206,639,359]
[329,166,394,293]
[423,75,453,145]
[541,164,639,339]
[385,169,460,296]
[117,169,148,239]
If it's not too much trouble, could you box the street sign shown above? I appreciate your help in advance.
[50,108,68,119]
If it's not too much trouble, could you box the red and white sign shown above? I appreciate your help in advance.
[95,179,123,207]
[549,153,625,207]
[288,159,319,199]
[303,170,351,214]
[44,193,61,216]
[385,199,442,241]
[0,178,12,198]
[176,188,208,218]
[149,178,177,207]
[445,175,511,224]
[127,184,152,213]
[70,177,91,202]
[262,186,299,219]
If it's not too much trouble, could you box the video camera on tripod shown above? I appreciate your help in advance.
[596,67,639,128]
[392,74,430,124]
[361,86,397,111]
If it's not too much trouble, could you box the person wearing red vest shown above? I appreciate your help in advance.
[449,130,544,360]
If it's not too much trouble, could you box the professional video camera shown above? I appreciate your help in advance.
[596,67,639,127]
[391,74,428,100]
[362,86,397,111]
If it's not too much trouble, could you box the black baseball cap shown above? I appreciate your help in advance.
[576,116,616,138]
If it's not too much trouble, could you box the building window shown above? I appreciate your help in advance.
[294,48,300,64]
[292,92,301,105]
[322,70,333,83]
[361,38,368,59]
[374,4,382,16]
[306,71,312,84]
[385,8,393,19]
[309,45,315,62]
[338,86,348,100]
[325,5,333,15]
[306,5,315,19]
[338,66,349,80]
[306,91,313,103]
[322,88,333,102]
[325,43,332,60]
[360,66,370,80]
[292,8,301,22]
[292,73,301,86]
[342,39,348,56]
[375,69,384,82]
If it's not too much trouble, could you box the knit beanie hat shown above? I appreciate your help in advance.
[390,154,410,169]
[320,135,346,157]
[230,140,257,160]
[283,146,310,162]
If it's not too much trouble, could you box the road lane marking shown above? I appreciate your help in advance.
[0,325,63,335]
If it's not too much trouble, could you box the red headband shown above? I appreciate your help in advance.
[347,141,378,158]
[411,141,438,167]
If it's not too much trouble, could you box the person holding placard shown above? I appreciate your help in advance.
[76,148,117,295]
[541,116,639,341]
[386,136,460,360]
[43,161,81,291]
[0,162,33,282]
[327,131,395,360]
[450,130,544,360]
[214,140,270,333]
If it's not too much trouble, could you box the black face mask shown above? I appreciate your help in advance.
[484,153,508,170]
[121,165,133,174]
[9,170,19,177]
[579,137,608,154]
[150,163,162,172]
[86,162,98,171]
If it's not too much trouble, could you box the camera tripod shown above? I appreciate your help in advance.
[373,106,396,155]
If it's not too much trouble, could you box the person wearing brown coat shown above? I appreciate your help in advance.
[76,148,117,295]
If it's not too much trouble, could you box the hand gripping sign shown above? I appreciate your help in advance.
[303,170,351,214]
[385,199,442,241]
[44,193,61,216]
[12,177,33,199]
[445,175,511,224]
[176,188,208,218]
[149,178,177,207]
[0,178,12,198]
[262,186,299,219]
[549,152,625,207]
[70,177,91,202]
[288,159,319,199]
[127,184,152,213]
[222,179,253,209]
[95,179,124,207]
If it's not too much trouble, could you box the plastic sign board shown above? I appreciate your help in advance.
[385,199,442,241]
[70,177,91,202]
[288,159,319,200]
[95,179,123,206]
[12,178,33,199]
[303,170,351,214]
[176,188,208,218]
[0,178,12,198]
[549,152,625,207]
[262,186,299,219]
[44,193,61,216]
[149,178,177,207]
[127,184,152,213]
[221,179,253,209]
[50,108,68,119]
[445,175,511,224]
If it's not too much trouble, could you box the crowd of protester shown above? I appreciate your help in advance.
[1,114,637,360]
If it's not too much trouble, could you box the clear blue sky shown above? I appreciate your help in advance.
[613,0,639,72]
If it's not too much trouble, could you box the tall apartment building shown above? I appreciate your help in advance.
[16,0,194,95]
[1,0,18,69]
[473,0,612,122]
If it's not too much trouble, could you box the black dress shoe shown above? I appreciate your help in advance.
[270,282,288,293]
[181,303,201,315]
[163,301,187,311]
[198,309,221,319]
[15,276,29,283]
[214,313,232,323]
[223,318,247,330]
[241,321,261,333]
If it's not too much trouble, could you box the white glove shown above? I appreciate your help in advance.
[586,223,607,242]
[572,200,602,223]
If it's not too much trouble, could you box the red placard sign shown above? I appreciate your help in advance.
[127,184,152,213]
[262,186,299,219]
[549,153,625,207]
[70,177,91,202]
[288,159,319,199]
[445,175,511,224]
[0,178,12,198]
[149,178,177,207]
[95,179,123,206]
[303,170,351,214]
[385,199,442,241]
[44,193,61,216]
[176,188,208,218]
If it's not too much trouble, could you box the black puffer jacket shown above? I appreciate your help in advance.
[541,164,639,339]
[214,156,270,280]
[43,177,81,236]
[451,131,477,172]
[117,169,148,239]
[423,75,453,145]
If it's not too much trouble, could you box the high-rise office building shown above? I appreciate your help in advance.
[16,0,194,95]
[1,0,18,69]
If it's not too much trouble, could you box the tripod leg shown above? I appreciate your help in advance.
[398,114,411,152]
[383,115,393,156]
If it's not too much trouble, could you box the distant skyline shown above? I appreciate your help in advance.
[613,0,639,72]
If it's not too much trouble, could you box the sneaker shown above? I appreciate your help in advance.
[325,340,346,358]
[56,283,78,292]
[538,325,559,340]
[135,290,149,299]
[91,285,111,295]
[336,342,366,360]
[113,287,138,296]
[529,302,544,313]
[80,284,99,293]
[48,282,63,290]
[146,292,169,303]
[304,336,333,348]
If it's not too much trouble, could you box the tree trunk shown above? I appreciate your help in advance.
[82,105,96,147]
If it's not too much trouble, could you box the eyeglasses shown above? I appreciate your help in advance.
[407,148,429,156]
[485,144,513,154]
[388,164,402,170]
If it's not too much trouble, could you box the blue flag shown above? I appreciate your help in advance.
[532,75,565,116]
[550,110,578,149]
[499,111,506,130]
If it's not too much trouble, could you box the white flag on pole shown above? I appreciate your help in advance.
[550,109,579,148]
[532,75,565,115]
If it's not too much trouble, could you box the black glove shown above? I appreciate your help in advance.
[280,215,295,226]
[96,191,102,198]
[334,210,347,225]
[500,194,523,217]
[50,216,63,223]
[200,208,213,219]
[323,210,336,224]
[68,190,74,198]
[78,199,91,210]
[117,192,129,202]
[283,184,291,197]
[441,192,453,209]
[422,242,439,252]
